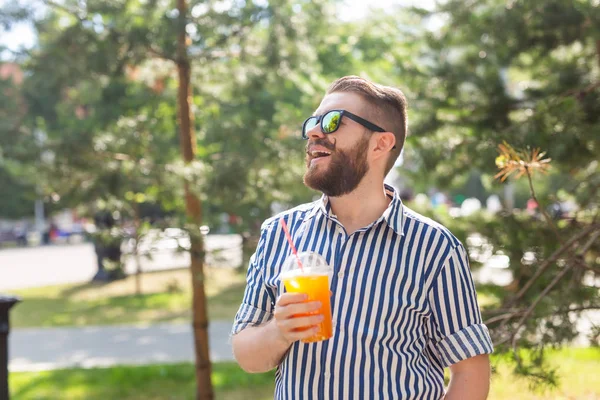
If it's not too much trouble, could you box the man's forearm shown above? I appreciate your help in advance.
[231,319,292,373]
[444,365,490,399]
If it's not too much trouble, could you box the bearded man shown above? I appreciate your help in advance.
[231,76,493,400]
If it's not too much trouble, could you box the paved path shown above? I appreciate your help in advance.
[0,234,242,291]
[8,312,597,373]
[9,321,235,372]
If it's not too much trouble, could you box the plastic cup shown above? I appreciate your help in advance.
[280,252,333,343]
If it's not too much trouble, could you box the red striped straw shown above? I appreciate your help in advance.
[279,217,304,272]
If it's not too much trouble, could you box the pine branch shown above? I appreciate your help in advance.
[561,82,600,98]
[521,166,598,279]
[148,45,176,62]
[191,26,248,62]
[503,223,600,309]
[497,264,575,347]
[497,230,600,347]
[0,46,31,58]
[525,166,561,240]
[42,0,87,22]
[485,309,524,325]
[486,304,600,325]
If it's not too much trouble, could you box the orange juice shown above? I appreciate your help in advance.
[282,270,333,343]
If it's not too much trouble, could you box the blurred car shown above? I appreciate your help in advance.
[0,229,28,247]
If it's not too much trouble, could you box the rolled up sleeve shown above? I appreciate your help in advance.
[427,244,494,367]
[231,228,275,336]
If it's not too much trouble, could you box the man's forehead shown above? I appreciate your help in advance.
[314,92,366,116]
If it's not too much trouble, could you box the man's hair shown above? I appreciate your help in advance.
[326,76,408,175]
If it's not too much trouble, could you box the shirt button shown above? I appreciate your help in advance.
[324,372,331,380]
[338,271,344,278]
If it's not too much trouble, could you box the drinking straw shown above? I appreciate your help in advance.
[279,217,304,272]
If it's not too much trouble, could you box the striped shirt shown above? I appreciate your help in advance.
[232,185,494,399]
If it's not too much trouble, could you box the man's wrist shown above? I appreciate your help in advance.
[268,319,293,349]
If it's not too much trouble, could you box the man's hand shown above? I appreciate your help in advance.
[232,291,329,373]
[273,292,323,345]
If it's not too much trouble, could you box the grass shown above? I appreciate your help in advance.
[10,362,274,400]
[489,347,600,399]
[9,348,600,400]
[10,267,247,328]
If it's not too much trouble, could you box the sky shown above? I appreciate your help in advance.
[0,0,436,54]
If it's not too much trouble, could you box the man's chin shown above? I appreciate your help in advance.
[303,171,329,193]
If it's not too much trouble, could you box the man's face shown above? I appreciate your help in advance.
[303,92,372,197]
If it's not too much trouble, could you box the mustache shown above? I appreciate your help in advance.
[305,138,336,153]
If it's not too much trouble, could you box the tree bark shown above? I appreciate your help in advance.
[175,0,213,398]
[134,203,142,296]
[596,39,600,69]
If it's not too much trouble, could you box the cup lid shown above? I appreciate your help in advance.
[280,252,331,276]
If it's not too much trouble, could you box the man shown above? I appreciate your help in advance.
[231,76,493,399]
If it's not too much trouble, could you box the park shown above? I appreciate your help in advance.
[0,0,598,399]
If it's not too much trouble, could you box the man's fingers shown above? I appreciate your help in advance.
[277,292,308,306]
[274,301,321,320]
[274,293,326,344]
[285,327,320,342]
[284,301,322,316]
[283,314,324,330]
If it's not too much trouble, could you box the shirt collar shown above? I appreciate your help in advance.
[304,184,405,236]
[381,184,405,236]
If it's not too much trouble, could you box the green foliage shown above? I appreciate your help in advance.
[405,0,599,183]
[0,0,342,233]
[0,66,39,218]
[403,0,600,383]
[0,163,36,218]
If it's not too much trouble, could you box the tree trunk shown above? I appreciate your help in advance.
[134,203,142,296]
[175,0,213,398]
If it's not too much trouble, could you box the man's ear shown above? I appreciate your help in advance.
[372,131,396,158]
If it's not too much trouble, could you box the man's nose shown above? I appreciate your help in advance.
[307,123,325,140]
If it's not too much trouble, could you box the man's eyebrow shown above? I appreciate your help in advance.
[313,108,333,117]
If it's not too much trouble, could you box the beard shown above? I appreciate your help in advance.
[303,134,370,197]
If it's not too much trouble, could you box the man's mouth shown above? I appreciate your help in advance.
[308,150,332,160]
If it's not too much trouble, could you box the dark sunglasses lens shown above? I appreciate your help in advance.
[303,117,319,138]
[322,111,341,133]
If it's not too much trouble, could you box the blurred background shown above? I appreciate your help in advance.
[0,0,598,399]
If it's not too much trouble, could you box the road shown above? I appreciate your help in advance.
[0,232,530,292]
[0,234,242,291]
[9,322,234,372]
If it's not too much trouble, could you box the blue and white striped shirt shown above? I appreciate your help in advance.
[232,185,493,399]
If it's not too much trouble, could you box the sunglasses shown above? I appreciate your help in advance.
[302,109,386,139]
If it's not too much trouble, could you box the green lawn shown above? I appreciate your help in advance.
[10,267,246,328]
[489,347,600,399]
[10,362,274,400]
[9,348,600,400]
